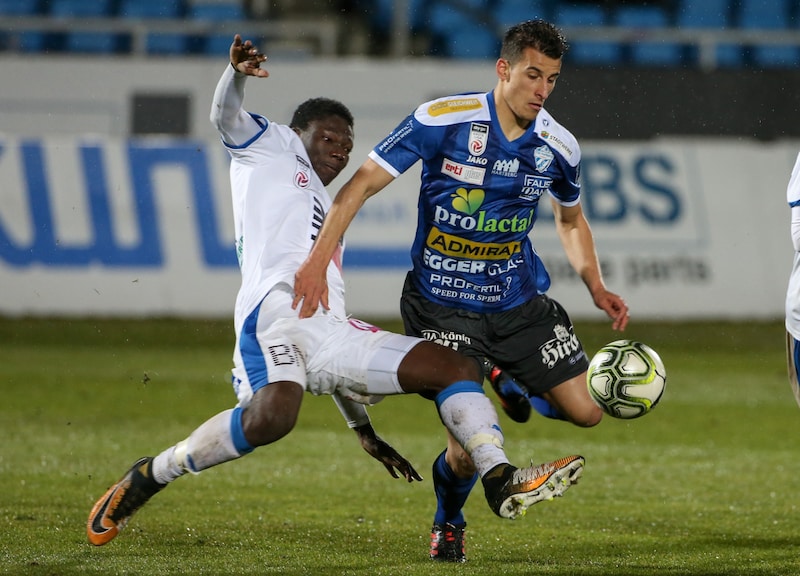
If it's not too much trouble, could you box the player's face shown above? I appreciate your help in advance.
[296,115,354,186]
[497,47,562,125]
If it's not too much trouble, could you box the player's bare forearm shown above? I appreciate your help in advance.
[554,202,629,331]
[574,235,629,330]
[557,215,603,295]
[577,248,629,331]
[293,161,391,317]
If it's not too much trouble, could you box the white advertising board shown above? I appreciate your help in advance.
[0,57,796,319]
[0,135,795,319]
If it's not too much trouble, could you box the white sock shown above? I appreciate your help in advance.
[152,409,243,484]
[437,390,508,476]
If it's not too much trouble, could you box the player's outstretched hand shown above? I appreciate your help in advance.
[230,34,269,78]
[354,424,423,483]
[594,289,630,332]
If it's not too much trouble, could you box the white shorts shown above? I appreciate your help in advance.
[787,331,800,409]
[232,286,422,408]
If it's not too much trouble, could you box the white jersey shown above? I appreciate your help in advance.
[211,65,346,335]
[785,151,800,338]
[210,65,421,427]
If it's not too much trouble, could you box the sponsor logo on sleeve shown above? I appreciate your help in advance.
[377,119,414,154]
[540,130,573,157]
[427,97,483,117]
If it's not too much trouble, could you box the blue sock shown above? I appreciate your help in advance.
[432,450,478,525]
[530,395,566,421]
[230,406,255,455]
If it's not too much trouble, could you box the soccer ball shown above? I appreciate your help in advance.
[586,340,666,419]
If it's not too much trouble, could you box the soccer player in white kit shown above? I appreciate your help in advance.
[785,150,800,407]
[86,35,584,549]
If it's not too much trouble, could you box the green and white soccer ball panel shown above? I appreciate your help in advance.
[587,340,666,419]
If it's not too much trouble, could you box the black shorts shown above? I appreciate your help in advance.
[400,273,589,395]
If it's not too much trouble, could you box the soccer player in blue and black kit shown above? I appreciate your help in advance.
[295,20,629,562]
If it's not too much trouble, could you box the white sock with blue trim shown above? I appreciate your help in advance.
[152,408,245,484]
[436,381,508,477]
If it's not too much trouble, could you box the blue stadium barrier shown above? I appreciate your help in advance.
[553,4,621,66]
[614,5,683,66]
[737,0,800,68]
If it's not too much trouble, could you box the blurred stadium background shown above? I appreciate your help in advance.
[3,7,799,574]
[1,0,799,320]
[2,0,800,65]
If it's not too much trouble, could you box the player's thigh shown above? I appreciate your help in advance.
[232,308,311,408]
[397,340,483,398]
[541,372,602,427]
[307,316,424,400]
[489,295,589,396]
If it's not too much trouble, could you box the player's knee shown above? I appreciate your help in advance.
[446,353,483,385]
[242,406,298,446]
[242,382,303,446]
[242,391,299,447]
[426,345,482,386]
[571,403,603,428]
[400,342,483,396]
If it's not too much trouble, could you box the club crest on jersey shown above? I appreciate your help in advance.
[294,155,311,188]
[468,123,489,156]
[533,145,554,173]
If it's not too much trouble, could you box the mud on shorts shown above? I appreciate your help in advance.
[400,273,589,396]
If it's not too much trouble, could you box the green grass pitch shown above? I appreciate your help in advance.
[1,317,798,575]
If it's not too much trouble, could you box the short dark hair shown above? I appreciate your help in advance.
[500,19,569,63]
[290,97,354,131]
